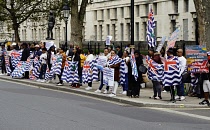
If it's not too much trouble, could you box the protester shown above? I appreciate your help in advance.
[66,44,74,57]
[147,50,163,100]
[37,48,47,82]
[47,45,56,70]
[32,45,42,59]
[162,48,181,103]
[85,50,95,90]
[107,50,121,97]
[95,48,110,94]
[128,50,143,98]
[199,52,210,106]
[116,46,123,58]
[79,50,86,85]
[57,47,67,86]
[71,47,81,88]
[30,43,35,52]
[0,43,7,75]
[20,43,30,79]
[176,49,186,101]
[120,50,130,95]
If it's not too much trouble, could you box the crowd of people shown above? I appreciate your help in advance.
[0,42,210,106]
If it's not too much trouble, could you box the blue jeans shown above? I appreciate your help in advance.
[122,73,128,91]
[177,82,185,96]
[39,64,47,79]
[99,71,109,90]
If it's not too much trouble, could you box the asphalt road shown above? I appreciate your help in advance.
[0,80,209,130]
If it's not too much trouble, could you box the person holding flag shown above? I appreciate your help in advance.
[162,48,181,103]
[57,47,67,86]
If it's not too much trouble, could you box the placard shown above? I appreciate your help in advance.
[185,45,209,73]
[96,56,107,70]
[103,67,114,86]
[156,36,166,52]
[106,36,112,46]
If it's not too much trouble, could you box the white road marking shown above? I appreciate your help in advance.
[148,107,210,121]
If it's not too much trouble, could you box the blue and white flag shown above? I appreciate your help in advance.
[119,60,126,85]
[162,56,181,86]
[61,61,79,84]
[130,49,138,81]
[10,50,22,68]
[52,55,62,75]
[5,56,11,74]
[191,73,198,87]
[146,6,156,48]
[146,56,163,82]
[11,61,30,78]
[82,60,98,84]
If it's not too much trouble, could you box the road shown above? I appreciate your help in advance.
[0,79,209,130]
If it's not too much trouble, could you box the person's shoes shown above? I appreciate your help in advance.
[85,86,92,90]
[162,90,167,92]
[154,96,162,100]
[119,91,123,94]
[108,93,116,97]
[40,79,45,83]
[199,100,209,105]
[149,95,156,99]
[179,96,186,101]
[75,85,80,88]
[103,90,108,94]
[170,99,176,103]
[175,96,180,100]
[122,91,127,95]
[57,83,63,86]
[95,89,101,93]
[36,79,41,82]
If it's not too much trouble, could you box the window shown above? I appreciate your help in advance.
[135,22,139,41]
[114,8,117,19]
[174,0,178,13]
[32,29,34,40]
[171,20,176,33]
[112,24,116,41]
[153,3,157,15]
[184,0,189,12]
[107,24,110,35]
[127,23,130,41]
[102,10,104,20]
[143,22,147,41]
[94,25,97,40]
[145,4,149,15]
[94,10,97,20]
[39,29,41,40]
[121,7,124,18]
[120,24,124,41]
[99,25,102,41]
[136,5,139,17]
[107,9,110,19]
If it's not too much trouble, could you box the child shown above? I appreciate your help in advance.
[37,48,47,82]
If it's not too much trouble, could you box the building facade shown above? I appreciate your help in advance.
[0,0,197,44]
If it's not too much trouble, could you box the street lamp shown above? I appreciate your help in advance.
[62,2,70,51]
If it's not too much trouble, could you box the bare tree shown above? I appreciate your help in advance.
[0,0,62,43]
[194,0,210,50]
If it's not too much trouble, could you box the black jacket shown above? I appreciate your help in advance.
[21,48,30,61]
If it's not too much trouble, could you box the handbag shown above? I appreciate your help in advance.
[142,73,149,83]
[139,65,147,74]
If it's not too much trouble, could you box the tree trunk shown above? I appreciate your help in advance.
[12,22,20,43]
[70,0,88,48]
[194,0,210,50]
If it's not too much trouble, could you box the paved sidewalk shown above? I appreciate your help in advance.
[0,75,208,108]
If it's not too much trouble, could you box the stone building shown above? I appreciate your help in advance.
[0,0,197,45]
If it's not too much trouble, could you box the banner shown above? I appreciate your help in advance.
[106,36,112,46]
[185,45,209,73]
[103,67,114,86]
[166,28,180,51]
[156,36,166,52]
[11,61,30,78]
[96,56,107,70]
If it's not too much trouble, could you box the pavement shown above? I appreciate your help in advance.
[0,75,208,108]
[0,79,210,130]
